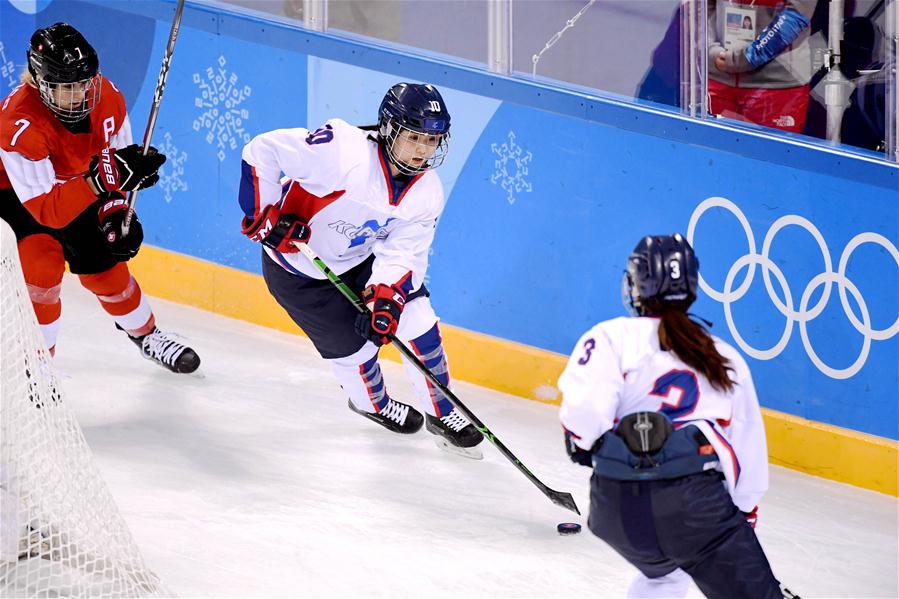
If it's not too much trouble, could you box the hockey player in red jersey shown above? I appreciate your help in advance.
[0,23,199,373]
[559,234,797,599]
[238,83,483,455]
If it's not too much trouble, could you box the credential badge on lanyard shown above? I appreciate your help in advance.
[723,3,758,50]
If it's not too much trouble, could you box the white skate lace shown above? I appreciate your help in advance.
[141,330,189,367]
[440,409,470,432]
[380,399,410,425]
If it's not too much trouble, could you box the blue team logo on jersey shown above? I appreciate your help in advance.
[329,218,397,248]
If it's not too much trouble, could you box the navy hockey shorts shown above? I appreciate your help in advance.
[587,470,783,599]
[261,250,429,360]
[0,187,118,275]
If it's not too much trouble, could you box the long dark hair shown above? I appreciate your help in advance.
[653,302,736,393]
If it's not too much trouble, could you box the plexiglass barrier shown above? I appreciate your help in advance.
[514,0,683,102]
[213,0,897,162]
[700,0,896,159]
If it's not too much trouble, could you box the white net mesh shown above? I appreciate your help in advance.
[0,221,171,598]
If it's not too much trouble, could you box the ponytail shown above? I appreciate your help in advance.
[657,307,736,393]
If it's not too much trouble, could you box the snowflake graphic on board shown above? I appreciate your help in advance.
[0,41,18,93]
[192,55,252,162]
[490,131,533,205]
[155,132,188,203]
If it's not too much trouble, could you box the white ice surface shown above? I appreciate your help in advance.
[50,278,898,598]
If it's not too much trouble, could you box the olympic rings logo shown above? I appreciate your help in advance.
[687,197,899,380]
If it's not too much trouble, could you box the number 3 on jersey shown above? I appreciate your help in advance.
[650,369,700,419]
[577,338,596,365]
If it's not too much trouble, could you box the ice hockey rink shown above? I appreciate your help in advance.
[50,278,897,598]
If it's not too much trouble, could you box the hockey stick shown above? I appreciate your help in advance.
[293,241,581,515]
[122,0,185,235]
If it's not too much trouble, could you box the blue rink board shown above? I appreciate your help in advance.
[1,0,896,440]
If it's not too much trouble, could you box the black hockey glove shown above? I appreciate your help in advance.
[97,193,143,261]
[354,283,406,346]
[564,430,594,467]
[88,146,163,195]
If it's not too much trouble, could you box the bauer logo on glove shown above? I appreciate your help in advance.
[100,148,116,187]
[97,192,143,261]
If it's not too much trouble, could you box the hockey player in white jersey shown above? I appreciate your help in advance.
[238,82,483,453]
[559,234,796,599]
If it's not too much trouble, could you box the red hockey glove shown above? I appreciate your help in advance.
[354,283,406,346]
[97,192,143,261]
[241,203,311,253]
[743,506,758,529]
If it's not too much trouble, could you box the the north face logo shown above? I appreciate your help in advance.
[773,115,795,128]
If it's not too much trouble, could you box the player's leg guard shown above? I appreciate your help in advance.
[397,299,483,450]
[78,263,154,336]
[79,265,199,373]
[329,343,423,434]
[18,234,65,354]
[653,472,783,599]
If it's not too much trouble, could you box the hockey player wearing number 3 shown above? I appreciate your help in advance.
[559,235,798,599]
[0,23,200,373]
[239,83,484,453]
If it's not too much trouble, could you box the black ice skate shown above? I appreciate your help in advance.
[347,398,423,434]
[119,324,201,374]
[426,409,484,460]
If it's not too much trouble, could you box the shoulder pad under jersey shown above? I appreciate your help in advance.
[0,85,53,160]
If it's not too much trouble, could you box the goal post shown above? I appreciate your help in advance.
[0,220,172,597]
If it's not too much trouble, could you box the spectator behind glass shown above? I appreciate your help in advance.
[841,54,890,153]
[708,0,818,134]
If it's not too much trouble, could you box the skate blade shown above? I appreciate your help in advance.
[432,437,483,460]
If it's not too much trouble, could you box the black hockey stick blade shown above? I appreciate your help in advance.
[547,489,580,515]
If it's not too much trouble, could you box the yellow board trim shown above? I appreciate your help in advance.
[130,245,899,497]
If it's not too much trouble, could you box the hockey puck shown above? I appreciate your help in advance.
[557,522,582,535]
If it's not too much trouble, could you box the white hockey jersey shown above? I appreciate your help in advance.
[558,316,769,512]
[239,118,445,290]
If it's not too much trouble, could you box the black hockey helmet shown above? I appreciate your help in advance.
[27,23,101,123]
[378,82,451,175]
[623,233,699,316]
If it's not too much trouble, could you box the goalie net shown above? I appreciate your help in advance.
[0,220,171,597]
